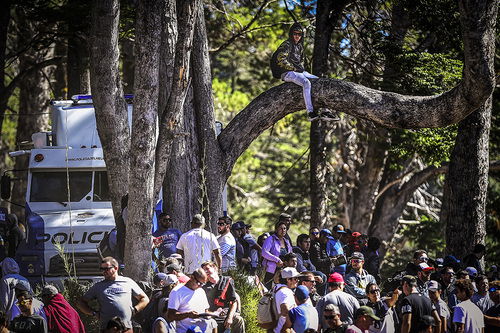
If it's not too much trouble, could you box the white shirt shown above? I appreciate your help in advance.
[453,299,484,333]
[274,284,296,333]
[217,232,236,272]
[167,285,210,333]
[177,228,220,274]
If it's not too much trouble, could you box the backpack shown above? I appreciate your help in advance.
[97,227,115,258]
[257,285,285,329]
[137,289,162,332]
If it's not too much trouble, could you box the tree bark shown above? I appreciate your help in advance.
[89,0,130,220]
[67,0,91,95]
[121,37,135,94]
[123,0,161,280]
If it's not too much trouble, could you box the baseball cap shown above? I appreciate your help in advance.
[418,263,435,272]
[281,267,301,279]
[231,221,245,230]
[428,280,441,291]
[443,255,460,266]
[41,285,59,296]
[351,232,361,237]
[166,263,182,273]
[328,272,344,283]
[333,225,347,233]
[169,253,183,261]
[355,306,380,321]
[164,274,179,286]
[351,252,364,260]
[465,267,478,277]
[294,285,310,301]
[320,229,332,237]
[153,273,168,285]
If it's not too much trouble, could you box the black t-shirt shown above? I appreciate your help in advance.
[485,303,500,333]
[401,293,435,333]
[203,276,237,311]
[324,324,348,333]
[10,314,48,333]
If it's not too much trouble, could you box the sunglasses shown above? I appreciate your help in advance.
[304,280,316,283]
[217,222,226,226]
[100,266,115,271]
[369,289,380,294]
[351,259,362,264]
[324,315,336,320]
[419,257,429,261]
[311,232,319,235]
[489,287,498,292]
[162,218,172,222]
[293,32,302,36]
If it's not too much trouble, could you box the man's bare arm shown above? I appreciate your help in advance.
[401,313,412,333]
[134,293,150,313]
[213,248,222,270]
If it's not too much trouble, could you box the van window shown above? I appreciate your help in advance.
[93,171,110,201]
[30,171,92,202]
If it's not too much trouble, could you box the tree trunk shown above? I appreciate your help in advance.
[67,0,91,95]
[309,0,351,228]
[0,1,11,140]
[442,99,492,258]
[121,37,135,94]
[10,7,52,220]
[123,0,161,280]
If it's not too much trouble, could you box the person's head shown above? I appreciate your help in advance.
[104,316,127,332]
[365,282,381,303]
[465,266,478,279]
[473,243,486,258]
[191,214,205,229]
[274,221,288,238]
[455,278,474,301]
[41,284,59,304]
[217,216,232,235]
[297,234,311,252]
[323,304,342,328]
[441,267,455,284]
[332,224,346,240]
[401,275,417,296]
[427,280,442,303]
[230,221,245,237]
[0,311,7,332]
[417,315,436,333]
[158,213,172,229]
[328,272,344,291]
[350,252,365,271]
[188,268,208,290]
[413,250,428,265]
[475,275,489,294]
[367,237,381,251]
[166,263,183,276]
[281,252,298,268]
[280,267,300,289]
[489,280,500,304]
[457,270,470,280]
[294,285,310,305]
[417,263,435,282]
[257,232,270,247]
[354,306,380,330]
[319,229,332,244]
[15,290,33,316]
[278,213,292,228]
[101,257,119,280]
[299,272,316,292]
[309,227,320,241]
[201,261,219,281]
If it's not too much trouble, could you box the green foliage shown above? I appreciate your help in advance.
[227,270,264,333]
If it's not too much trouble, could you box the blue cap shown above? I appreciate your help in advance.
[320,229,332,236]
[231,221,245,230]
[443,255,460,266]
[294,285,310,301]
[465,267,478,277]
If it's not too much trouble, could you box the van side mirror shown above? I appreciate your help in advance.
[1,174,11,200]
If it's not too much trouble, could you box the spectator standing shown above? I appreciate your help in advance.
[471,275,494,313]
[345,306,380,333]
[316,273,360,328]
[77,257,149,332]
[293,234,317,273]
[283,285,319,332]
[325,229,346,275]
[176,214,222,274]
[416,263,435,297]
[344,252,376,301]
[242,223,261,274]
[274,267,301,333]
[9,282,46,322]
[41,285,85,333]
[166,268,219,333]
[0,258,32,320]
[439,266,458,309]
[484,280,500,333]
[362,237,381,283]
[405,250,429,277]
[399,275,441,333]
[166,263,190,284]
[216,216,237,272]
[201,261,245,333]
[9,290,47,333]
[310,229,332,277]
[462,244,486,275]
[365,282,399,333]
[427,280,450,333]
[298,272,322,306]
[231,222,253,273]
[322,304,348,333]
[310,227,320,244]
[261,221,292,289]
[153,213,182,260]
[453,279,484,333]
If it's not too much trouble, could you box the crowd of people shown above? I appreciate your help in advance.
[0,212,499,333]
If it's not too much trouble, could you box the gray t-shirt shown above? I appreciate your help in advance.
[316,289,360,327]
[84,276,145,329]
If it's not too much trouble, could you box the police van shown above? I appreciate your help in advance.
[2,95,132,283]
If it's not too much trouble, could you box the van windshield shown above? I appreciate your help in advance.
[30,171,110,202]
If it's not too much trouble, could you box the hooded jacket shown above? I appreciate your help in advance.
[0,257,32,319]
[270,22,305,79]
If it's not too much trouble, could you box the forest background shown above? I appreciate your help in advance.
[0,0,499,281]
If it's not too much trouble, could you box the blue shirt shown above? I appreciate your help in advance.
[152,227,182,259]
[326,237,346,275]
[288,302,319,332]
